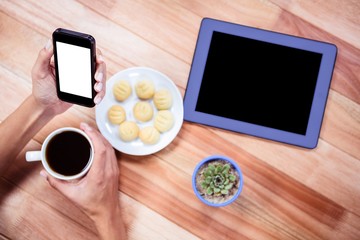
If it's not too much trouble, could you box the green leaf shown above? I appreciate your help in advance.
[204,169,212,177]
[205,176,212,184]
[221,189,229,195]
[214,188,221,193]
[224,179,229,185]
[229,175,236,182]
[223,164,230,172]
[201,182,208,190]
[225,183,233,190]
[208,165,215,172]
[206,187,213,195]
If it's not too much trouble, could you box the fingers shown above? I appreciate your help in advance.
[94,84,105,105]
[80,123,109,171]
[80,122,109,147]
[80,123,118,177]
[94,48,106,105]
[31,39,54,80]
[96,48,105,64]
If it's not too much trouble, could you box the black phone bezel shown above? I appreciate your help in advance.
[52,28,96,108]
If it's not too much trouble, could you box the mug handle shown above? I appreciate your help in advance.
[26,151,42,162]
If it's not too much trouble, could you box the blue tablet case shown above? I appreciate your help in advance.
[183,18,337,148]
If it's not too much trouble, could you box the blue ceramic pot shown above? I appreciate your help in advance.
[192,155,243,207]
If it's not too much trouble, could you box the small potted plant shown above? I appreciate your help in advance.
[192,155,243,207]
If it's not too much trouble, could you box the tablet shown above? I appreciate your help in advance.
[183,18,337,149]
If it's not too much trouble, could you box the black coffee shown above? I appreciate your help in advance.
[46,131,91,176]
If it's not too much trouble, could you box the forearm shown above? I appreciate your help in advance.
[92,205,127,240]
[0,95,56,175]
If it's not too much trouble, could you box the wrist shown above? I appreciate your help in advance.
[91,204,127,240]
[29,94,58,119]
[0,94,57,173]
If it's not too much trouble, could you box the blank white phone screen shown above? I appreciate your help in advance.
[56,42,92,98]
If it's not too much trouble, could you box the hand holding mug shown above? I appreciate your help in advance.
[39,123,121,219]
[29,123,125,239]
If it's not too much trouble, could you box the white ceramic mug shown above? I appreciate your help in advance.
[26,127,94,181]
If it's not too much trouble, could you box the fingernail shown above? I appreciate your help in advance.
[44,39,52,51]
[40,170,47,178]
[95,72,103,82]
[98,54,104,63]
[94,95,102,105]
[95,82,103,92]
[81,122,93,131]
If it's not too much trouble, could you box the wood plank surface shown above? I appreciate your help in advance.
[1,0,359,239]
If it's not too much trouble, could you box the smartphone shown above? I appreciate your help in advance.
[53,28,96,107]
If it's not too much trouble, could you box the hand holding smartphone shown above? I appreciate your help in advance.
[53,28,97,107]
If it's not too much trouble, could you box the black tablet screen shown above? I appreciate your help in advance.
[195,31,322,135]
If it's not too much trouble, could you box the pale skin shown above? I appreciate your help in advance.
[0,40,126,240]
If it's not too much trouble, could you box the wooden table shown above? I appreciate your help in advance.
[1,0,359,239]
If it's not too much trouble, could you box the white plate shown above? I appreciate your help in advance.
[95,67,184,155]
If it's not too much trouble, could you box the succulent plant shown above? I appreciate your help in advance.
[200,162,237,196]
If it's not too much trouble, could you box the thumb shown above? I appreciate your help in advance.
[32,39,54,79]
[40,170,67,192]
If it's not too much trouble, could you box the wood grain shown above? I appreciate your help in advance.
[269,0,360,49]
[1,0,359,239]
